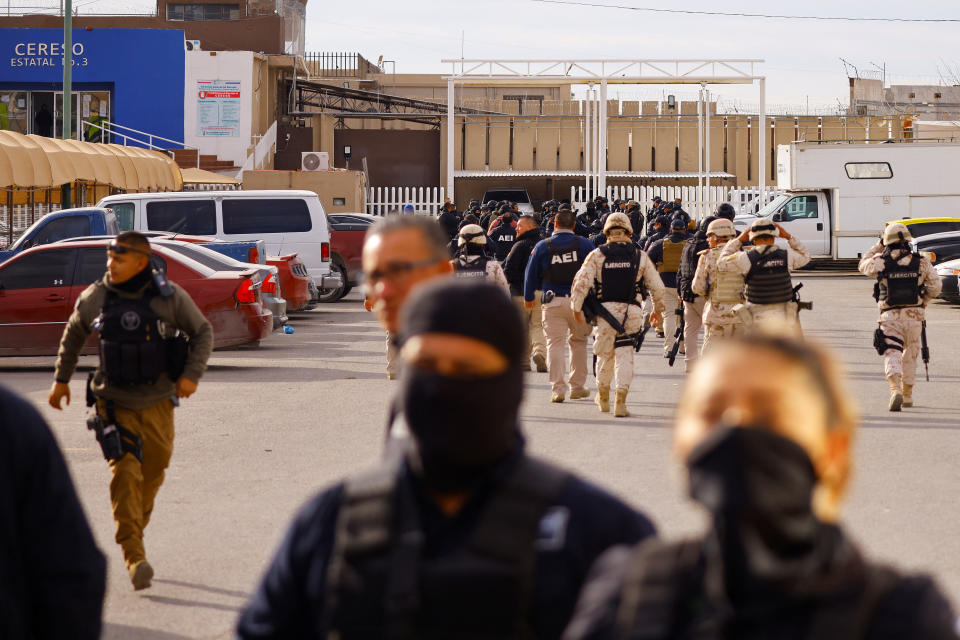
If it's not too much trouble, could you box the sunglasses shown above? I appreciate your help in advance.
[107,242,150,257]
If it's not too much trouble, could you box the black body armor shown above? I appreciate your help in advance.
[96,291,168,385]
[876,253,922,307]
[598,242,646,304]
[744,248,794,304]
[543,238,582,286]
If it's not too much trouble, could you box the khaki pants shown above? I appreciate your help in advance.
[97,398,175,569]
[594,304,644,393]
[662,288,681,354]
[683,297,705,371]
[880,307,924,385]
[386,332,399,378]
[514,294,546,366]
[542,297,591,395]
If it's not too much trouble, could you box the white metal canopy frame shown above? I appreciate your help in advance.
[441,58,767,213]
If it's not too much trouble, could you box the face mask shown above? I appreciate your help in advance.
[402,365,522,492]
[688,425,825,586]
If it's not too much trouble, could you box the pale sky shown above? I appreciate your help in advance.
[22,0,960,112]
[304,0,960,113]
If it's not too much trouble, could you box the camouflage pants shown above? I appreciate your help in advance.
[879,307,924,385]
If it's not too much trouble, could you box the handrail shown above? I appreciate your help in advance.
[80,119,200,167]
[241,121,277,174]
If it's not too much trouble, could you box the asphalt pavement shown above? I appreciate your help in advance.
[2,272,959,639]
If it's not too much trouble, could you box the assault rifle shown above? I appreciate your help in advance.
[667,306,685,367]
[921,320,930,382]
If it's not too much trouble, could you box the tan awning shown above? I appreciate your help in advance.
[180,167,241,185]
[0,130,182,190]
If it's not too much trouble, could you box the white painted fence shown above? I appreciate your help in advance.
[571,185,783,219]
[366,186,446,216]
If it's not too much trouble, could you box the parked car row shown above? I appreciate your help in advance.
[0,239,272,356]
[0,191,378,357]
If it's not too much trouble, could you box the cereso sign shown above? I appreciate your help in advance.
[10,40,87,67]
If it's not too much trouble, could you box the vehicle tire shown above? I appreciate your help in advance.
[316,263,347,303]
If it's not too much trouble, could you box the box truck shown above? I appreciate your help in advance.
[734,142,960,259]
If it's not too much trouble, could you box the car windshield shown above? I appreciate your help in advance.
[753,194,791,218]
[8,217,48,251]
[482,190,531,203]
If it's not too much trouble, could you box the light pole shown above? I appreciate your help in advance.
[62,0,72,207]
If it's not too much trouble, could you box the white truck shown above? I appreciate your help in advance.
[735,142,960,259]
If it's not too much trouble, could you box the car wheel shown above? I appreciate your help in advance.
[316,263,347,303]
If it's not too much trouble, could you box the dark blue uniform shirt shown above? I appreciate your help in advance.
[523,231,595,302]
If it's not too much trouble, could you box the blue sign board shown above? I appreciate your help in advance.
[0,28,185,147]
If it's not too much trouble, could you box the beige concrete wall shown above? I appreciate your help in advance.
[538,101,562,171]
[656,115,678,172]
[242,169,366,213]
[558,103,580,170]
[797,116,820,142]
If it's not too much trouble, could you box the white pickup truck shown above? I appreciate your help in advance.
[735,142,960,259]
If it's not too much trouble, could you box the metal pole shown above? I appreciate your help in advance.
[584,88,591,201]
[593,88,600,200]
[446,78,454,204]
[697,85,703,220]
[61,0,72,208]
[705,88,711,213]
[758,77,767,208]
[599,79,608,197]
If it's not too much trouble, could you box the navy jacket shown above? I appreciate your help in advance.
[237,451,655,640]
[503,227,543,296]
[0,385,106,640]
[524,231,595,302]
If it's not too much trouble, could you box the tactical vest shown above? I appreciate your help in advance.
[97,290,168,385]
[495,225,516,245]
[598,242,646,304]
[454,255,489,279]
[656,238,685,274]
[543,237,582,286]
[326,456,570,639]
[613,538,902,640]
[877,254,922,307]
[744,247,793,304]
[706,250,745,304]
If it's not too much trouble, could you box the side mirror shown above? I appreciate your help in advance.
[771,212,783,222]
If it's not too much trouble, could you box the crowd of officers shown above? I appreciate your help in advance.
[432,194,821,417]
[4,201,951,638]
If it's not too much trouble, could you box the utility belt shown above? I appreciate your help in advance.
[85,373,144,463]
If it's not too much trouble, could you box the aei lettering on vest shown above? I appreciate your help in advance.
[10,41,87,67]
[551,251,578,264]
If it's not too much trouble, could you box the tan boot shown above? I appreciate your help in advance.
[902,384,914,407]
[551,392,565,403]
[570,387,590,400]
[595,386,610,413]
[129,560,154,591]
[614,389,630,417]
[887,374,903,412]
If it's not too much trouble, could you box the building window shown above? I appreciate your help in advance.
[167,3,240,21]
[845,162,893,180]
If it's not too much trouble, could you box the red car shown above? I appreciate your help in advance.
[267,253,312,312]
[321,213,374,302]
[0,239,272,356]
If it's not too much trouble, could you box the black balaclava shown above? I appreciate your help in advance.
[400,279,525,492]
[688,424,841,602]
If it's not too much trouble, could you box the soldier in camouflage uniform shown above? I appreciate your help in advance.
[691,218,744,353]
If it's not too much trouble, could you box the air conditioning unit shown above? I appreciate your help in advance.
[302,151,329,172]
[185,40,201,52]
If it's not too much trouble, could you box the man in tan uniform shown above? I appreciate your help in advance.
[691,218,744,352]
[858,222,941,411]
[571,213,665,417]
[49,231,213,590]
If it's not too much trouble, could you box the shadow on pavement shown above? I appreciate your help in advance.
[141,594,242,613]
[153,578,249,599]
[102,624,193,640]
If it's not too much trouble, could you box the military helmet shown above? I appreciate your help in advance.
[748,218,779,240]
[706,218,736,238]
[603,212,633,235]
[458,224,487,246]
[883,222,912,246]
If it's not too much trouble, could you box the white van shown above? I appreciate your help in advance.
[97,190,341,290]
